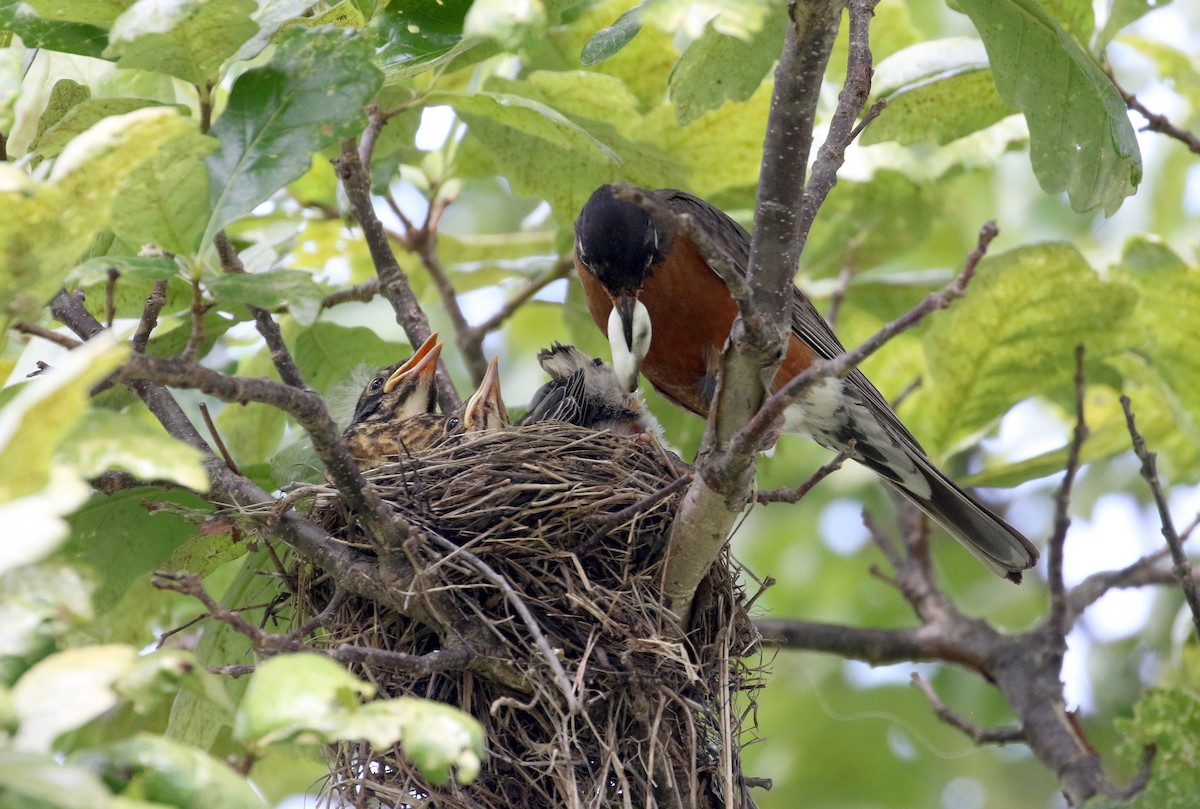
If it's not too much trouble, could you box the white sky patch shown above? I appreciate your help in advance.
[819,498,872,556]
[415,105,458,151]
[1062,628,1095,711]
[980,398,1069,465]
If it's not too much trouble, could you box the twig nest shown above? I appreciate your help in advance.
[299,421,763,809]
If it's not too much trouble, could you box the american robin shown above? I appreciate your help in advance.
[461,356,510,433]
[573,184,1040,582]
[520,343,662,438]
[343,333,443,466]
[394,412,461,454]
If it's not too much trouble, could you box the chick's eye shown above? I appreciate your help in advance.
[370,378,383,391]
[448,418,460,429]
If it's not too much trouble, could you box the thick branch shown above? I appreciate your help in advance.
[333,140,461,411]
[660,0,848,628]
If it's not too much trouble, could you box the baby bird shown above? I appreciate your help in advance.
[520,343,662,438]
[462,356,509,433]
[343,333,443,466]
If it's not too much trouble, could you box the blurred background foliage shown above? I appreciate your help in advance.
[2,0,1200,807]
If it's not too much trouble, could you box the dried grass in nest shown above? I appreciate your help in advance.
[294,421,764,809]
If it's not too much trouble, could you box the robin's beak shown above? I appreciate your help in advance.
[463,356,509,432]
[607,291,651,393]
[385,337,443,420]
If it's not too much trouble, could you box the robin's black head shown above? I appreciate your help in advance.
[574,185,670,293]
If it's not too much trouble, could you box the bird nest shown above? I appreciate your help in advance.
[294,421,765,809]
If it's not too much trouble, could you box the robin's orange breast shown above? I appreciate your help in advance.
[577,235,816,416]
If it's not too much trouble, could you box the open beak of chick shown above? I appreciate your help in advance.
[384,334,443,420]
[462,356,509,433]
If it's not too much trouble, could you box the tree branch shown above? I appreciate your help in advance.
[467,257,574,339]
[1046,346,1087,639]
[1119,85,1200,155]
[660,0,849,627]
[911,674,1025,745]
[333,139,461,411]
[1122,395,1200,638]
[214,231,310,389]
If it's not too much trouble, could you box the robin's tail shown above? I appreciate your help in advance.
[887,457,1040,583]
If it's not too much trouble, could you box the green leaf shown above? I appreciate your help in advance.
[105,0,258,84]
[207,268,324,324]
[69,255,179,285]
[233,653,372,746]
[0,334,127,501]
[23,0,129,27]
[30,78,92,152]
[63,488,214,618]
[1110,686,1200,809]
[0,564,93,684]
[0,751,116,808]
[463,0,546,50]
[957,0,1141,214]
[111,130,216,254]
[913,243,1138,455]
[0,48,20,132]
[668,0,785,124]
[86,734,267,809]
[203,28,382,243]
[1,107,195,322]
[0,2,109,57]
[1107,238,1200,474]
[61,410,210,491]
[1041,0,1094,43]
[116,649,234,717]
[234,654,483,785]
[36,98,172,158]
[370,0,477,80]
[864,38,1014,146]
[290,322,406,398]
[10,644,139,751]
[580,5,641,66]
[430,89,621,164]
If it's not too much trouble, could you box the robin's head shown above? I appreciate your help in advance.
[575,185,665,392]
[462,356,509,433]
[350,333,443,426]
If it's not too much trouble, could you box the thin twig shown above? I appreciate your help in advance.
[824,249,858,328]
[735,220,997,455]
[333,140,461,411]
[1121,396,1200,638]
[199,402,242,476]
[14,322,82,350]
[321,278,380,310]
[1119,86,1200,154]
[132,280,169,353]
[795,0,880,257]
[468,257,574,338]
[1065,548,1177,625]
[1047,346,1088,639]
[756,450,848,503]
[182,274,205,361]
[105,267,119,329]
[911,674,1025,745]
[581,473,693,552]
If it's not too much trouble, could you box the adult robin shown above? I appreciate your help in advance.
[343,333,443,466]
[520,343,662,438]
[573,184,1040,582]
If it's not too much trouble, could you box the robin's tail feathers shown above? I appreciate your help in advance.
[889,459,1040,583]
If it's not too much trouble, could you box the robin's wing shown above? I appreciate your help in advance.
[657,188,928,452]
[517,369,588,426]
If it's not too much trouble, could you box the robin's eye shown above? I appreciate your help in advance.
[448,418,460,429]
[370,378,383,391]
